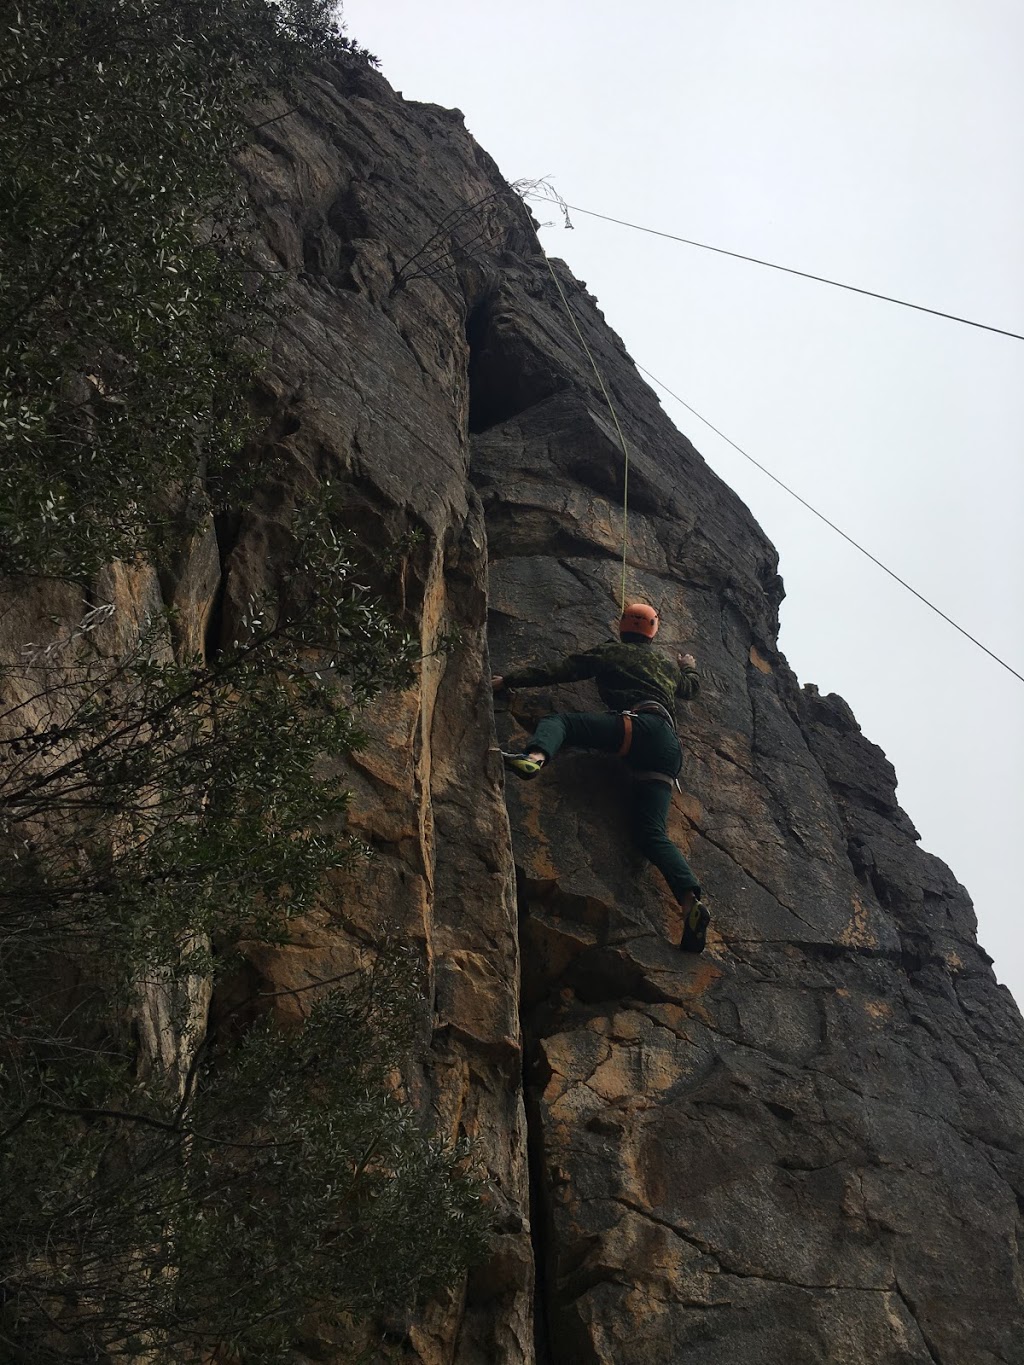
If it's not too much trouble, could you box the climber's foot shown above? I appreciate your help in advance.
[502,750,545,780]
[679,897,711,954]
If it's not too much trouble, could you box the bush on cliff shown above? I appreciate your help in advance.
[0,0,374,579]
[0,492,487,1360]
[0,3,488,1359]
[1,945,487,1363]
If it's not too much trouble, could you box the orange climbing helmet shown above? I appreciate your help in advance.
[619,603,659,639]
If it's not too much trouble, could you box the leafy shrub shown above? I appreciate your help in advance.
[0,0,374,577]
[1,948,488,1363]
[0,4,489,1359]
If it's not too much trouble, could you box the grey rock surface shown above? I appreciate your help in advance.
[232,54,1024,1365]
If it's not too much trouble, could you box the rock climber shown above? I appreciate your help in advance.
[492,602,710,953]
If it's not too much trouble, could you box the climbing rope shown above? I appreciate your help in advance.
[542,253,632,613]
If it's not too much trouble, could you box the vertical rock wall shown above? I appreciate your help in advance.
[8,55,1021,1364]
[227,58,1024,1362]
[474,286,1024,1364]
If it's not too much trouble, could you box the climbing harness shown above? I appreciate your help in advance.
[631,699,675,724]
[542,253,632,614]
[616,703,682,789]
[632,770,676,788]
[616,711,634,757]
[618,701,677,750]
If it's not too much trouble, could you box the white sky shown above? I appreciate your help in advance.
[344,0,1024,1007]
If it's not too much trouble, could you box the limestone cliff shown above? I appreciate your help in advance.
[16,54,1023,1364]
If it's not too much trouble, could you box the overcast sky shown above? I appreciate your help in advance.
[343,0,1024,1007]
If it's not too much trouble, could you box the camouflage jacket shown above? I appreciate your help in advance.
[502,639,699,723]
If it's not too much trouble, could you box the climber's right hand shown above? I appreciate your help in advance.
[491,675,505,691]
[679,653,696,670]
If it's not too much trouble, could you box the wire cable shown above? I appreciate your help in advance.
[530,195,1024,344]
[635,362,1024,686]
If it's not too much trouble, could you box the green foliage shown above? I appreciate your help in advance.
[0,3,488,1357]
[0,0,374,578]
[0,949,488,1363]
[0,493,416,969]
[0,490,485,1359]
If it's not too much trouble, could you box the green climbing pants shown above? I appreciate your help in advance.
[526,710,701,903]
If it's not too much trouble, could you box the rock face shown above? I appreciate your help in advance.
[224,59,1024,1364]
[12,54,1022,1364]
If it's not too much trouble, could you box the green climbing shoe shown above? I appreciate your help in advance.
[502,751,544,780]
[680,900,711,954]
